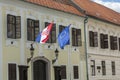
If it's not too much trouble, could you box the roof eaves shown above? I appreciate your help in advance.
[88,14,120,26]
[72,0,120,26]
[21,0,84,17]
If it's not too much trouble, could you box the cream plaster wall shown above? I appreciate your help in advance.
[0,0,86,80]
[0,4,3,80]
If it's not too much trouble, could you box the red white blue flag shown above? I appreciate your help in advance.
[40,22,53,43]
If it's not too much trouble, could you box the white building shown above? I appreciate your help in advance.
[0,0,87,80]
[73,0,120,80]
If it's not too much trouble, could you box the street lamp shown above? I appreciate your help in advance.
[27,44,34,64]
[52,48,59,64]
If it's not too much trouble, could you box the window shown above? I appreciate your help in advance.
[110,36,118,50]
[27,19,39,41]
[7,14,21,39]
[8,63,17,80]
[119,38,120,51]
[61,66,66,79]
[73,66,79,79]
[59,25,65,33]
[89,31,98,47]
[111,61,115,75]
[72,28,82,46]
[100,33,108,49]
[114,37,118,50]
[45,22,56,43]
[101,61,106,75]
[91,60,95,76]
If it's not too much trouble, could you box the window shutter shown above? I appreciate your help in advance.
[61,66,66,79]
[16,16,21,38]
[100,34,104,48]
[101,61,106,75]
[104,34,108,48]
[75,29,77,46]
[59,25,65,33]
[27,19,35,41]
[94,32,98,47]
[110,36,114,50]
[89,31,94,47]
[45,22,49,27]
[7,14,11,38]
[51,23,56,43]
[114,36,117,50]
[119,38,120,51]
[91,60,96,76]
[111,61,116,75]
[8,63,16,80]
[77,29,82,46]
[8,64,11,80]
[72,28,76,46]
[34,20,39,41]
[73,66,79,79]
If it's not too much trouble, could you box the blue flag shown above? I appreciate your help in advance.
[35,32,41,43]
[58,24,71,49]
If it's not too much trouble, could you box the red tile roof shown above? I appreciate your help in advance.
[25,0,84,16]
[73,0,120,25]
[25,0,120,26]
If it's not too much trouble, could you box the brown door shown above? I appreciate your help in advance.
[54,67,61,80]
[18,65,29,80]
[33,60,46,80]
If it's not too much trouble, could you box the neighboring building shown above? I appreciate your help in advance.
[0,0,87,80]
[73,0,120,80]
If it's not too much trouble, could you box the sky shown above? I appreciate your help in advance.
[92,0,120,13]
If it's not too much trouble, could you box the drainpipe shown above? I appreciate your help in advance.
[84,16,89,80]
[69,0,89,80]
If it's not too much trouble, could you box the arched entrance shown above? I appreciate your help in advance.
[32,57,50,80]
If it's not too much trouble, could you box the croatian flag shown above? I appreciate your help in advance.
[35,22,53,44]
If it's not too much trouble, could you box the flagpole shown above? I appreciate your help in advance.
[69,24,72,80]
[39,42,43,56]
[57,24,71,79]
[68,45,70,80]
[68,44,72,80]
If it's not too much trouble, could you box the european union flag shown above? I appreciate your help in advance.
[35,32,41,43]
[58,24,71,49]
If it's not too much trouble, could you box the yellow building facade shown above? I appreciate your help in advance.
[0,0,86,80]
